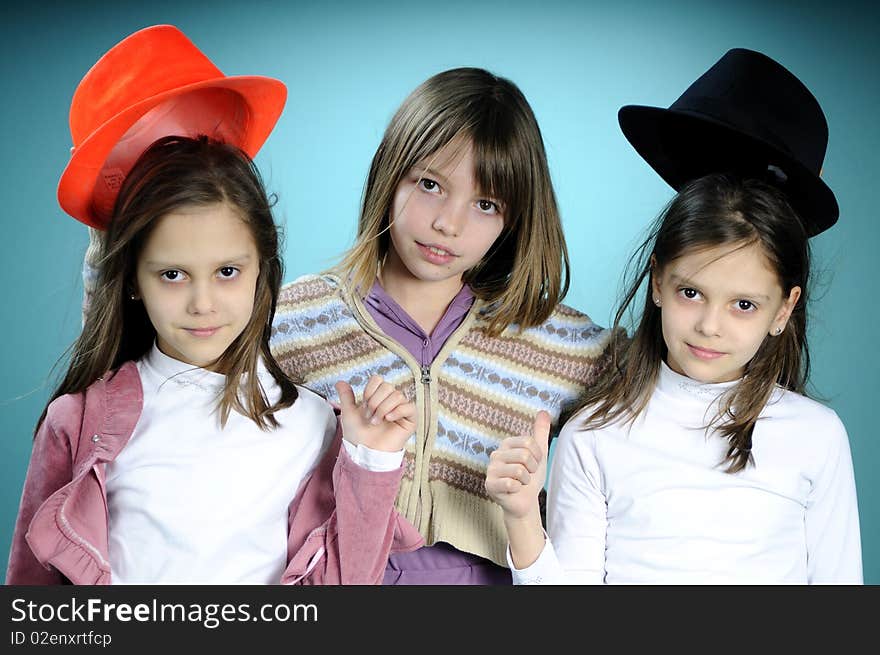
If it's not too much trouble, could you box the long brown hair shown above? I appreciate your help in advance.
[39,135,297,432]
[577,174,810,473]
[338,67,569,335]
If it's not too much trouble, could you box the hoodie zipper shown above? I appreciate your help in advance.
[346,282,480,531]
[413,363,432,528]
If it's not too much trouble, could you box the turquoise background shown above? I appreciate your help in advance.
[2,0,877,583]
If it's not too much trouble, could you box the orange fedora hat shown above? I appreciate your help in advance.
[57,24,287,229]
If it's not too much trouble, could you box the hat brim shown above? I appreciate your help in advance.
[618,105,838,236]
[58,75,286,229]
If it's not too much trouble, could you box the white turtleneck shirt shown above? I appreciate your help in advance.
[106,343,402,584]
[510,362,862,584]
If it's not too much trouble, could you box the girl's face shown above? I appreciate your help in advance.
[651,241,800,384]
[384,139,505,296]
[135,201,260,371]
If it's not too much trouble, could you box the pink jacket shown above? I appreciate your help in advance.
[6,362,423,585]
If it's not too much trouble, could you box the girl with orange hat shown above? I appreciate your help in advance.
[486,49,862,584]
[7,26,423,585]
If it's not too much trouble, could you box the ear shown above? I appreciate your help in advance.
[650,254,662,301]
[128,280,141,301]
[770,285,801,335]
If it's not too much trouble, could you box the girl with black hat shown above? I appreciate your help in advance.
[486,49,862,584]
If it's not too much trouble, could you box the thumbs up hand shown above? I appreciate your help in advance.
[485,411,551,520]
[485,411,552,569]
[336,376,416,453]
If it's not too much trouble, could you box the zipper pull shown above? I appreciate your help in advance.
[420,365,431,384]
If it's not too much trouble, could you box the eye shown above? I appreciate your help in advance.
[218,266,240,279]
[161,270,186,283]
[736,300,756,312]
[418,178,440,193]
[679,287,701,300]
[477,199,500,214]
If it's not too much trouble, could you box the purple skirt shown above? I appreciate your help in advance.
[383,542,512,585]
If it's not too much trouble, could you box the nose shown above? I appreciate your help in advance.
[187,280,215,315]
[694,303,722,337]
[432,202,467,237]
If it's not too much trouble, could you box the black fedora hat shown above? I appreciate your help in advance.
[618,48,838,236]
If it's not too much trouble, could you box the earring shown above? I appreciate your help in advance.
[653,296,661,307]
[774,326,783,335]
[129,293,138,300]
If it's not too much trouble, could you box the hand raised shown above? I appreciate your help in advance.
[336,376,416,453]
[485,410,551,520]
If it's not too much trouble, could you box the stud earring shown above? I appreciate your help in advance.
[774,326,783,335]
[653,297,661,307]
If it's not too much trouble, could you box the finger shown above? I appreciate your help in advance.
[490,446,539,474]
[485,476,509,497]
[532,410,552,456]
[495,462,532,486]
[361,375,384,419]
[494,436,543,468]
[485,474,525,496]
[384,399,416,422]
[364,383,397,421]
[370,390,407,425]
[363,375,384,402]
[486,458,530,486]
[335,381,356,413]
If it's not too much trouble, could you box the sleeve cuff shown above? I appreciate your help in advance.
[506,530,564,585]
[341,439,405,472]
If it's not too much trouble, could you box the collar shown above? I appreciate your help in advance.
[364,279,474,338]
[141,342,273,393]
[656,360,739,402]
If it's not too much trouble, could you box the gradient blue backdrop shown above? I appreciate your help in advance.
[2,0,877,583]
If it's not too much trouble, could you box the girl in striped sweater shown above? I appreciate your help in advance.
[270,67,614,584]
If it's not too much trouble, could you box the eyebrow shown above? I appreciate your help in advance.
[144,254,254,268]
[410,164,450,186]
[668,273,771,301]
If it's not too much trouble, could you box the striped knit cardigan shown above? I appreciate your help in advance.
[270,274,613,566]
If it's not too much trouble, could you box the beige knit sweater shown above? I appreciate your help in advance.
[271,274,613,566]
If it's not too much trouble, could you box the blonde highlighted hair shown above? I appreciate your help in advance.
[338,67,570,335]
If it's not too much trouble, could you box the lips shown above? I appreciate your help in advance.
[416,241,457,264]
[687,343,725,360]
[417,241,456,256]
[184,327,221,338]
